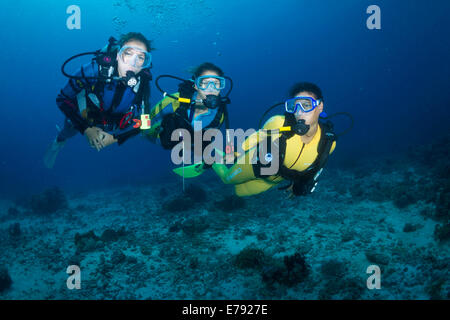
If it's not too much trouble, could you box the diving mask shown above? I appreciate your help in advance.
[285,96,322,114]
[195,75,226,91]
[118,45,152,69]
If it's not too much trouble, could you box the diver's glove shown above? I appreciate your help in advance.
[291,167,325,197]
[292,178,318,196]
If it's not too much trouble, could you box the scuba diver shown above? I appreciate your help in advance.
[210,82,353,197]
[146,62,233,177]
[43,32,153,168]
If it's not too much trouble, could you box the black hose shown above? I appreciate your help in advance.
[155,74,188,100]
[321,112,354,137]
[258,102,284,129]
[224,76,233,97]
[61,51,100,80]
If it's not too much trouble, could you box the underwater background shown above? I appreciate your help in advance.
[0,0,449,299]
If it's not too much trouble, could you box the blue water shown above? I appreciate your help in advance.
[0,0,449,300]
[0,0,447,195]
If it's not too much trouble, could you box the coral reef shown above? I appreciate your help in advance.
[180,217,210,236]
[318,276,365,300]
[434,223,450,243]
[320,259,347,279]
[425,277,448,300]
[0,136,448,300]
[30,187,68,214]
[159,187,168,199]
[365,250,390,266]
[184,184,207,203]
[100,227,127,242]
[162,196,194,213]
[8,223,21,238]
[282,252,311,285]
[434,186,450,222]
[214,195,245,212]
[7,207,19,217]
[403,223,423,233]
[74,230,100,253]
[110,250,126,265]
[234,248,267,270]
[260,252,310,288]
[233,248,310,289]
[0,267,12,293]
[161,184,207,213]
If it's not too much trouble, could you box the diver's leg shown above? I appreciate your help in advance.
[44,118,77,168]
[57,118,78,142]
[212,148,257,184]
[234,179,278,197]
[213,147,282,196]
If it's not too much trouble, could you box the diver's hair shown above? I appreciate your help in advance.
[119,32,154,52]
[189,62,224,79]
[289,82,324,101]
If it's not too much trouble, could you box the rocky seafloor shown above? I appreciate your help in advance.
[0,136,449,300]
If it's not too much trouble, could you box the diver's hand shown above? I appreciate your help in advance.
[84,127,104,151]
[99,131,118,148]
[285,184,295,199]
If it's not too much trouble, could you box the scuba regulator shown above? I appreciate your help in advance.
[257,102,354,138]
[154,74,233,109]
[61,36,143,88]
[291,119,310,136]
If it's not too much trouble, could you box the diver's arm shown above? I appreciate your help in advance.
[114,128,141,145]
[145,94,179,142]
[56,61,98,134]
[57,101,90,134]
[149,94,178,124]
[57,61,97,104]
[241,115,285,151]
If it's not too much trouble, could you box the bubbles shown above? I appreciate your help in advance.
[123,0,137,11]
[112,0,217,37]
[112,16,128,33]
